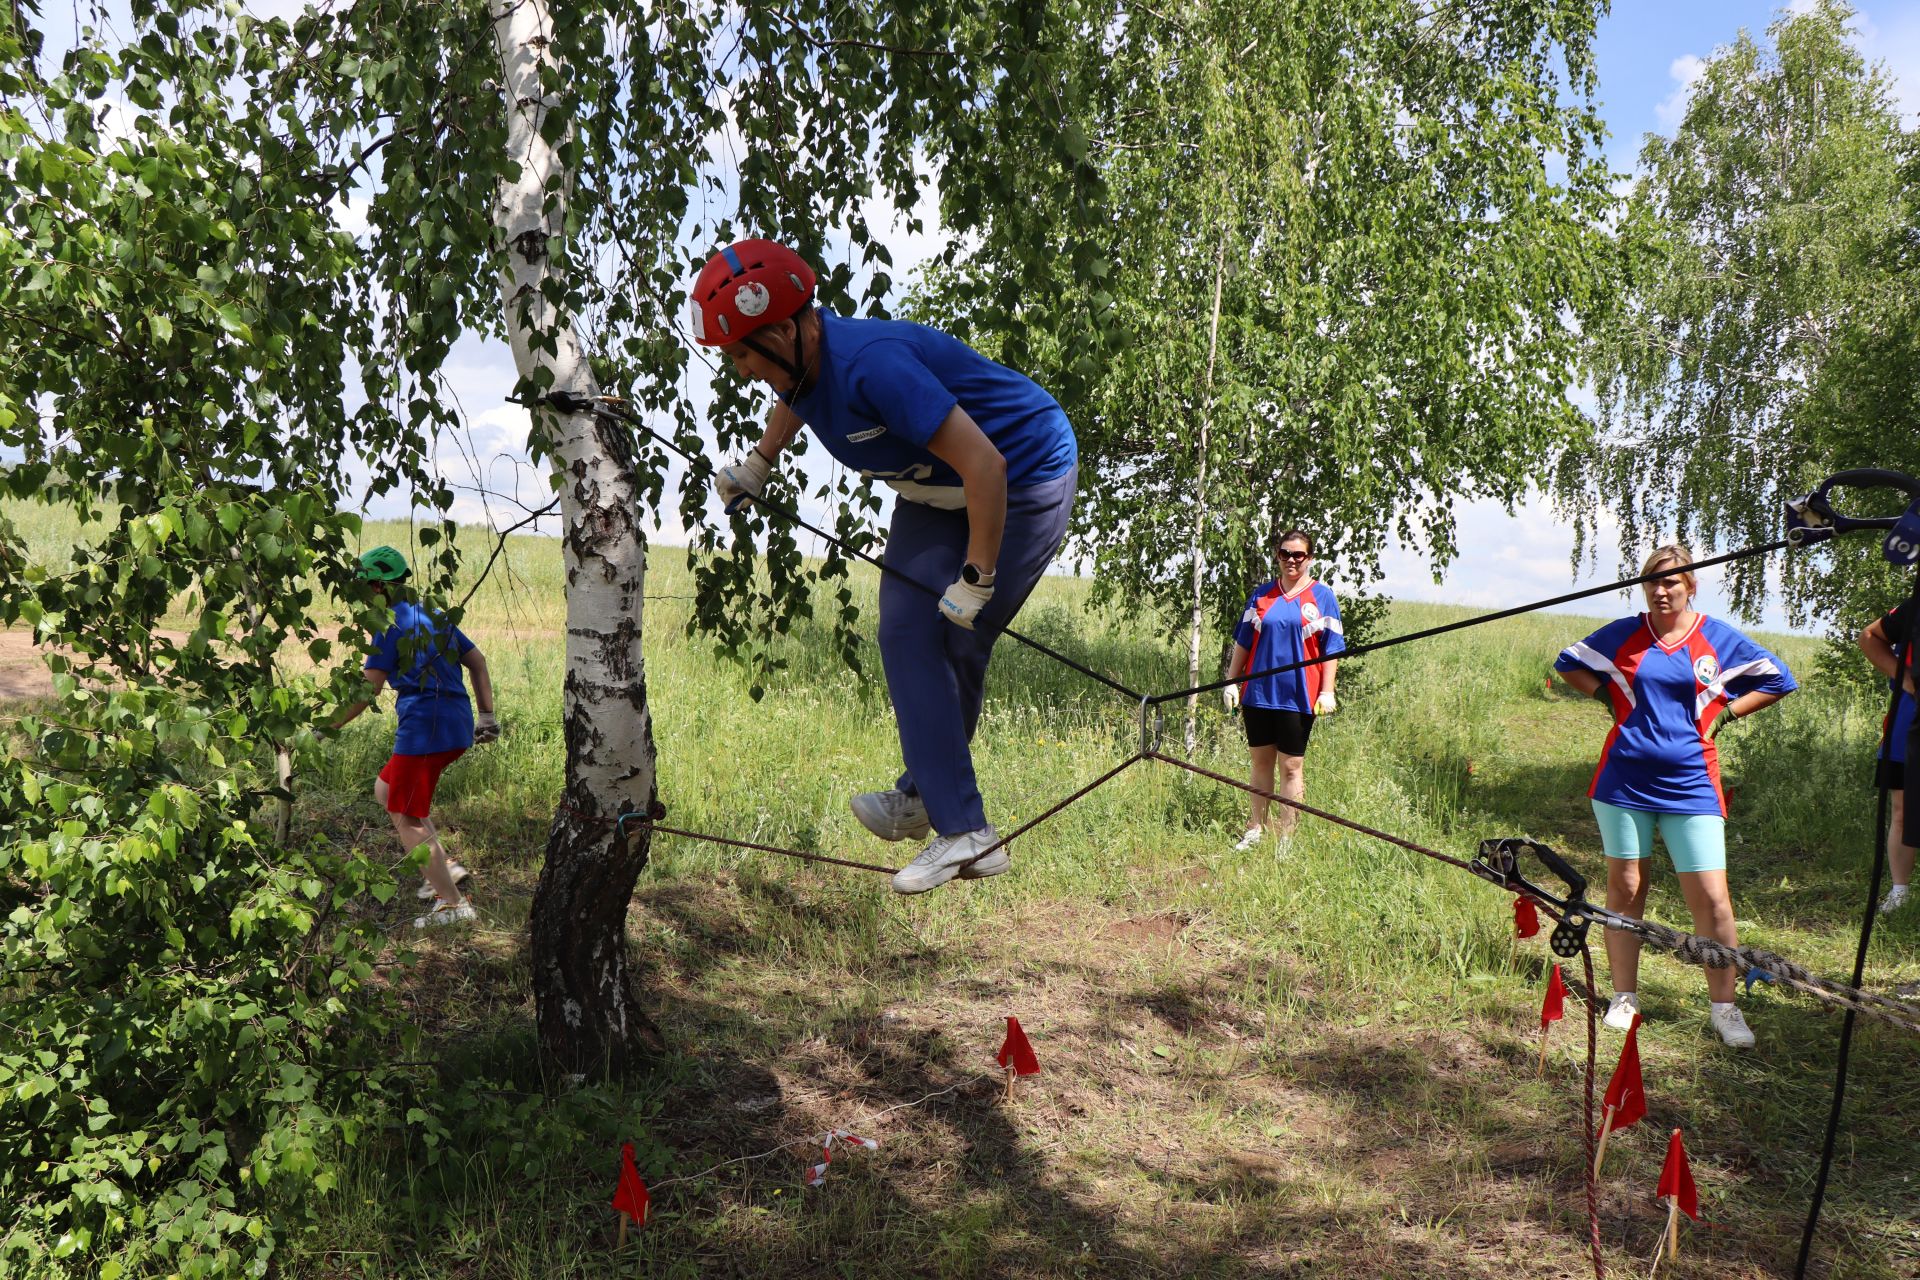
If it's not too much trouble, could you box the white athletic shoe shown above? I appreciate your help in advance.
[851,788,933,842]
[1232,827,1264,852]
[1879,884,1911,916]
[1602,993,1640,1031]
[415,861,471,900]
[1710,1004,1756,1049]
[892,826,1005,895]
[412,900,478,930]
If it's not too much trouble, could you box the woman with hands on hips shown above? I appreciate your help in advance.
[1553,545,1795,1050]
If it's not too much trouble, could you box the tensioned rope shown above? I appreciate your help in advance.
[522,394,1793,715]
[516,393,1915,1275]
[1152,539,1794,705]
[508,397,1919,1034]
[515,392,1143,701]
[616,744,1920,1039]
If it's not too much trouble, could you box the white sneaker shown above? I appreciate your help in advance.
[1602,993,1640,1031]
[412,899,478,930]
[851,788,933,842]
[1710,1003,1756,1049]
[1879,884,1911,916]
[415,861,471,900]
[892,826,1004,895]
[1232,827,1264,852]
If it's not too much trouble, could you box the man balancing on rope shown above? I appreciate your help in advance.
[691,238,1078,895]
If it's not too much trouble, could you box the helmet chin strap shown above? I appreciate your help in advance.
[741,308,814,394]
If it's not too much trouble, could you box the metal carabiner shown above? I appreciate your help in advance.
[1137,695,1165,756]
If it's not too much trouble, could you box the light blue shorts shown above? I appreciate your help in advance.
[1591,799,1727,874]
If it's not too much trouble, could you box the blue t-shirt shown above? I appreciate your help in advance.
[1879,600,1914,766]
[1555,614,1796,817]
[1232,579,1345,713]
[785,311,1076,498]
[365,600,476,756]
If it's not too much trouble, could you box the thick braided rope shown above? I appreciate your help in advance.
[1600,913,1920,1036]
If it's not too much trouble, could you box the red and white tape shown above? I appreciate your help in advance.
[803,1128,879,1187]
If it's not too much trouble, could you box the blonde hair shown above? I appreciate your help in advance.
[1640,544,1697,595]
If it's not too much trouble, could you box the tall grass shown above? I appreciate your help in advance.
[10,498,1915,1278]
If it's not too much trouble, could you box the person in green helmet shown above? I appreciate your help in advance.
[332,546,499,928]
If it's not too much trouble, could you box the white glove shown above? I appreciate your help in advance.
[474,711,500,744]
[938,576,994,630]
[715,450,771,514]
[1314,691,1337,715]
[1222,683,1241,711]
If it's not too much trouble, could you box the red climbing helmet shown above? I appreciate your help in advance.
[690,239,817,347]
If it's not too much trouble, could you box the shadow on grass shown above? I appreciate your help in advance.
[289,722,1919,1279]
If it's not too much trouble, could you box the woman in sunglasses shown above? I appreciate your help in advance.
[1220,529,1344,851]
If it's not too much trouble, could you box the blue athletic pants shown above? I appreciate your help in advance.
[878,467,1077,835]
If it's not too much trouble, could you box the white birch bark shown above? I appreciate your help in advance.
[492,0,662,1071]
[1184,236,1228,754]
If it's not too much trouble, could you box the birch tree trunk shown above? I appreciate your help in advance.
[492,0,664,1074]
[1184,236,1228,753]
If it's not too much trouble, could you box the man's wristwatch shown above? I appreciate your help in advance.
[961,562,995,586]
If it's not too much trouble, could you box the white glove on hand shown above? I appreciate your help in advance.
[474,711,501,744]
[1222,683,1241,711]
[1314,691,1337,715]
[938,577,994,630]
[715,450,771,514]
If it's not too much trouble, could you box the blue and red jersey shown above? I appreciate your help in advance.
[1233,579,1345,713]
[1556,614,1796,817]
[784,311,1077,503]
[1880,600,1914,766]
[365,600,476,756]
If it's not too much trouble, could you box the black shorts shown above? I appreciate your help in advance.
[1877,757,1905,791]
[1244,706,1315,756]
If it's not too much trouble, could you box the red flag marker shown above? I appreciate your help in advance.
[1537,964,1567,1076]
[1656,1128,1698,1264]
[998,1016,1040,1076]
[1513,896,1541,940]
[998,1016,1040,1099]
[611,1141,649,1246]
[1594,1013,1647,1176]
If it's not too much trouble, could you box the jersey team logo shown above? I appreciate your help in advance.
[1300,600,1321,624]
[734,282,771,316]
[1692,655,1720,686]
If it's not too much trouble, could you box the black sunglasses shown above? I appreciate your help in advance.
[1277,550,1310,562]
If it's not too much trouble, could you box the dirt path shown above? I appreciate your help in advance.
[0,628,52,703]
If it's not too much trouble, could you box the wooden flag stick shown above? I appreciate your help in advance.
[1666,1195,1680,1260]
[1593,1104,1617,1178]
[617,1215,629,1249]
[1537,1022,1551,1077]
[1003,1064,1016,1102]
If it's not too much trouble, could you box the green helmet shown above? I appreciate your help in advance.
[357,545,410,583]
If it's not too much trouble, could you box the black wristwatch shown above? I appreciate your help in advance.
[961,561,995,586]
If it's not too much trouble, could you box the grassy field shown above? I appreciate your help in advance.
[6,503,1920,1278]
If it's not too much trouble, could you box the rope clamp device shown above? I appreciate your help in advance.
[1472,837,1593,959]
[1786,468,1920,549]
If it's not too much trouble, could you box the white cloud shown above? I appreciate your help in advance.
[1372,490,1804,633]
[1654,53,1708,130]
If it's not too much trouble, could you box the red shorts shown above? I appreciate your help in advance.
[378,749,466,819]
